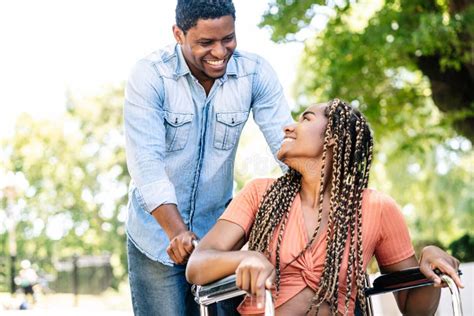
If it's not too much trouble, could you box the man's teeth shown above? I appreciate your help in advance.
[206,60,224,65]
[283,138,295,143]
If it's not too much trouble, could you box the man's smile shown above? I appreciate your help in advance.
[204,59,225,66]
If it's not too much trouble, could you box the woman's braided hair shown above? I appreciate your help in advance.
[247,99,373,315]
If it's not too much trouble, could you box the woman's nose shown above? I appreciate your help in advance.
[283,123,296,133]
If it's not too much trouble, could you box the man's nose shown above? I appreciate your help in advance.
[211,42,226,59]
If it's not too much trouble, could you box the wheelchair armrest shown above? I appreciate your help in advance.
[192,274,246,305]
[193,274,240,297]
[192,274,275,316]
[364,267,462,297]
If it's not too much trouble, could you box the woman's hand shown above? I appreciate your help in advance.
[419,245,464,288]
[235,251,275,309]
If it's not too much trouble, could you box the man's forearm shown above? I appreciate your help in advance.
[151,203,187,240]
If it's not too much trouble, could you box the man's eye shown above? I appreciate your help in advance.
[199,41,212,46]
[223,36,234,42]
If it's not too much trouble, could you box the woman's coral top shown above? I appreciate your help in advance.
[219,178,415,315]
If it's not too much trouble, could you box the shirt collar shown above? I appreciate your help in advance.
[174,44,191,78]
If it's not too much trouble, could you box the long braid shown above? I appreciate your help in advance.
[310,100,358,312]
[248,168,301,291]
[343,118,366,313]
[354,119,373,315]
[247,99,373,315]
[335,117,357,313]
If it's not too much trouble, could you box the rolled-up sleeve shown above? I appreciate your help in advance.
[124,59,177,213]
[251,57,293,170]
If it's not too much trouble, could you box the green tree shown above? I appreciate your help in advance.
[261,0,474,140]
[0,84,129,287]
[260,0,474,249]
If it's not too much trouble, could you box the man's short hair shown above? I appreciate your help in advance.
[176,0,236,33]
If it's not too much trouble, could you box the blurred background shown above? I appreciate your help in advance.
[0,0,472,314]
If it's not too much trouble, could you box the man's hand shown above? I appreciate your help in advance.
[167,230,197,265]
[150,204,199,265]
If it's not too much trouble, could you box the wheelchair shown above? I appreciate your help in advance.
[192,267,463,316]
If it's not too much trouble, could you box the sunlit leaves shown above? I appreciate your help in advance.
[0,84,129,286]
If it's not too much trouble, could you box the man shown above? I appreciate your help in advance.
[16,260,38,307]
[124,0,292,315]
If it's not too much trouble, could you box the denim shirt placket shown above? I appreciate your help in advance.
[187,75,224,231]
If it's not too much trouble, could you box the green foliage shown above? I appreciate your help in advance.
[263,0,474,134]
[261,0,474,252]
[260,0,327,42]
[449,233,474,262]
[0,85,129,288]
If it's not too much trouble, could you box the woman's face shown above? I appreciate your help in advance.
[277,104,329,167]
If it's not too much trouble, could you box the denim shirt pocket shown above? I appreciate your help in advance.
[214,111,249,150]
[164,111,194,152]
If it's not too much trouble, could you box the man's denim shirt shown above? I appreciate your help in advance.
[124,44,292,265]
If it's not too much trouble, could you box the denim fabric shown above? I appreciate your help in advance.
[127,238,242,316]
[127,238,199,316]
[124,44,292,265]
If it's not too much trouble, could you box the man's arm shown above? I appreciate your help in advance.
[251,57,293,171]
[152,204,196,264]
[124,59,195,264]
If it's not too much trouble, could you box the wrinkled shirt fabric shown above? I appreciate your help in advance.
[124,44,292,265]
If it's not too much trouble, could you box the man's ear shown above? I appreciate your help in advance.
[172,25,185,44]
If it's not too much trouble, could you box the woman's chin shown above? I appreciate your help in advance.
[276,150,284,162]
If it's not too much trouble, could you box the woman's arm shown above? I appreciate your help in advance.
[186,220,273,282]
[379,246,462,315]
[373,192,463,314]
[186,219,275,307]
[186,219,247,285]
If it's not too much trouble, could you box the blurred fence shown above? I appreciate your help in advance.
[0,255,113,295]
[50,255,113,295]
[0,256,9,292]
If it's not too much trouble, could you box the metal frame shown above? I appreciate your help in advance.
[193,268,463,316]
[365,267,463,316]
[192,274,274,316]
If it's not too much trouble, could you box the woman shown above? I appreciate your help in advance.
[186,99,463,315]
